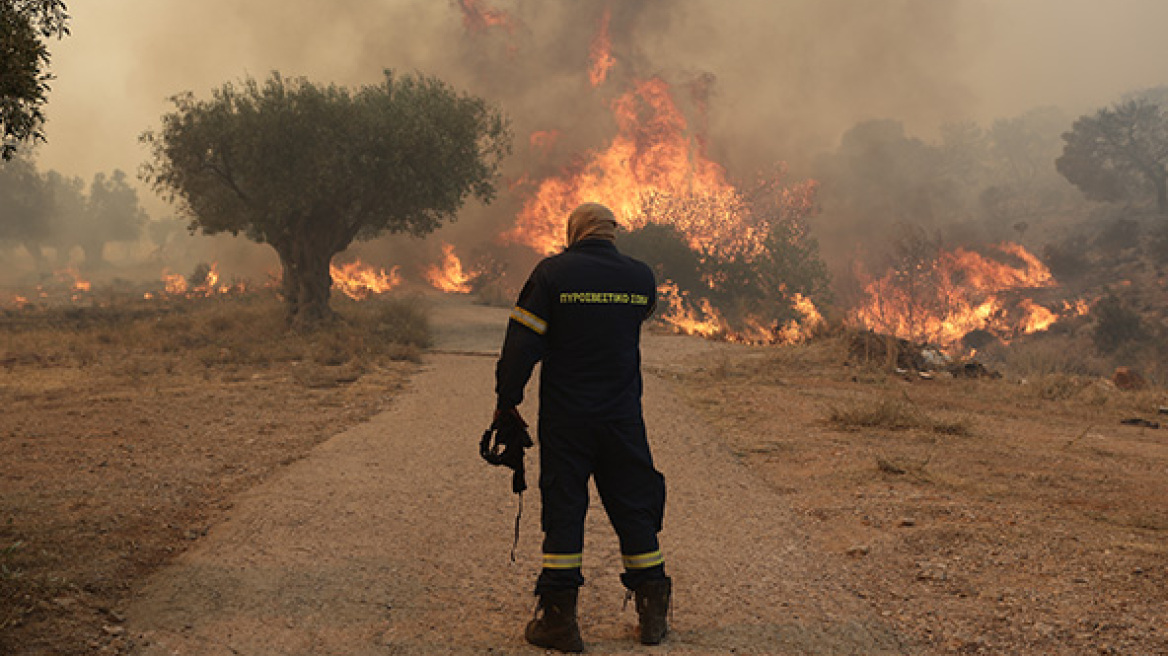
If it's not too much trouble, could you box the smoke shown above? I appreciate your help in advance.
[25,0,1168,286]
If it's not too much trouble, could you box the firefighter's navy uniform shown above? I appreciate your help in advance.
[496,233,667,594]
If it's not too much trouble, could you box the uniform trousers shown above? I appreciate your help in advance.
[535,417,667,593]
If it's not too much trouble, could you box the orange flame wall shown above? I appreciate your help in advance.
[852,242,1082,351]
[505,77,737,256]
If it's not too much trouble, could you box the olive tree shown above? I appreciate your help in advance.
[141,71,511,328]
[1,0,69,160]
[74,169,147,268]
[0,155,50,265]
[1057,99,1168,215]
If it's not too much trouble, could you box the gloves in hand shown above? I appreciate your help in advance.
[480,406,534,493]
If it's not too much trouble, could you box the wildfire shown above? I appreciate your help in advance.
[529,130,561,158]
[589,6,616,87]
[425,242,475,294]
[853,242,1083,352]
[55,268,91,293]
[654,282,824,345]
[774,292,826,344]
[330,259,401,300]
[506,77,743,256]
[655,281,727,339]
[458,0,515,34]
[158,262,248,298]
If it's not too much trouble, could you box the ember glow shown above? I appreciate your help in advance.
[55,268,92,293]
[852,242,1087,352]
[330,259,402,300]
[425,242,474,294]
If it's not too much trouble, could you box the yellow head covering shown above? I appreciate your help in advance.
[566,202,618,247]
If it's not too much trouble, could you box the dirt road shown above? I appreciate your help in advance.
[126,298,902,655]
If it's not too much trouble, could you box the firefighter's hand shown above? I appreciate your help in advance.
[492,406,527,432]
[481,406,533,470]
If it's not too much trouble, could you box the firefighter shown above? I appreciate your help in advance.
[493,202,670,652]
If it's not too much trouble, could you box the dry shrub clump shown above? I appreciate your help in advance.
[827,397,972,436]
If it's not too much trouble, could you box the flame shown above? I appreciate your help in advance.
[458,0,515,34]
[589,6,616,87]
[55,268,91,293]
[852,242,1080,351]
[159,262,247,297]
[529,130,561,158]
[655,281,727,339]
[425,242,475,294]
[505,77,741,256]
[162,271,188,295]
[774,292,826,344]
[330,259,402,300]
[503,72,822,343]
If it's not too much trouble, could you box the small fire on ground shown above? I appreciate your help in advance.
[424,243,475,294]
[852,242,1091,354]
[330,260,402,300]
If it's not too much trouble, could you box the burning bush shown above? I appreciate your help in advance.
[620,181,830,343]
[850,222,1093,354]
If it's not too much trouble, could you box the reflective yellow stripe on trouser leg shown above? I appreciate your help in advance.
[622,550,664,570]
[543,553,583,569]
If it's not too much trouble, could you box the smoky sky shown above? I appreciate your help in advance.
[34,0,1168,228]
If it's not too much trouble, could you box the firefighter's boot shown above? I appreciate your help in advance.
[634,577,671,645]
[525,589,584,653]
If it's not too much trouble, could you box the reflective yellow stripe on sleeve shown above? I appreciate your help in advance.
[510,306,548,335]
[621,550,664,570]
[542,553,583,569]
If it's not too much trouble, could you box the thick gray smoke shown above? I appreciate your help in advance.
[26,0,1168,284]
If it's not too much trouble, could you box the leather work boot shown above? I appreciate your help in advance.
[525,589,584,653]
[634,577,671,645]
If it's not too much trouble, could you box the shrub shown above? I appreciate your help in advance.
[1091,293,1147,354]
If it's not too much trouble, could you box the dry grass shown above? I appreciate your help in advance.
[0,292,431,654]
[1,293,431,370]
[668,333,1168,655]
[827,397,973,436]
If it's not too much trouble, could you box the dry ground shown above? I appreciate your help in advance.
[0,295,426,654]
[2,293,1166,654]
[663,340,1168,654]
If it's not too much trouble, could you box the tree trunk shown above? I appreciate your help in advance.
[80,241,106,270]
[276,237,337,331]
[1155,175,1168,216]
[22,240,47,272]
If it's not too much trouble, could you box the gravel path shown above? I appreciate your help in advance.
[127,297,903,655]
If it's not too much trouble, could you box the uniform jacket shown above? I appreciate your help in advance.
[496,239,657,423]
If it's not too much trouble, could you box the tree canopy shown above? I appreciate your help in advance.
[0,158,147,269]
[1056,99,1168,215]
[141,70,512,328]
[1,0,69,160]
[0,155,49,247]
